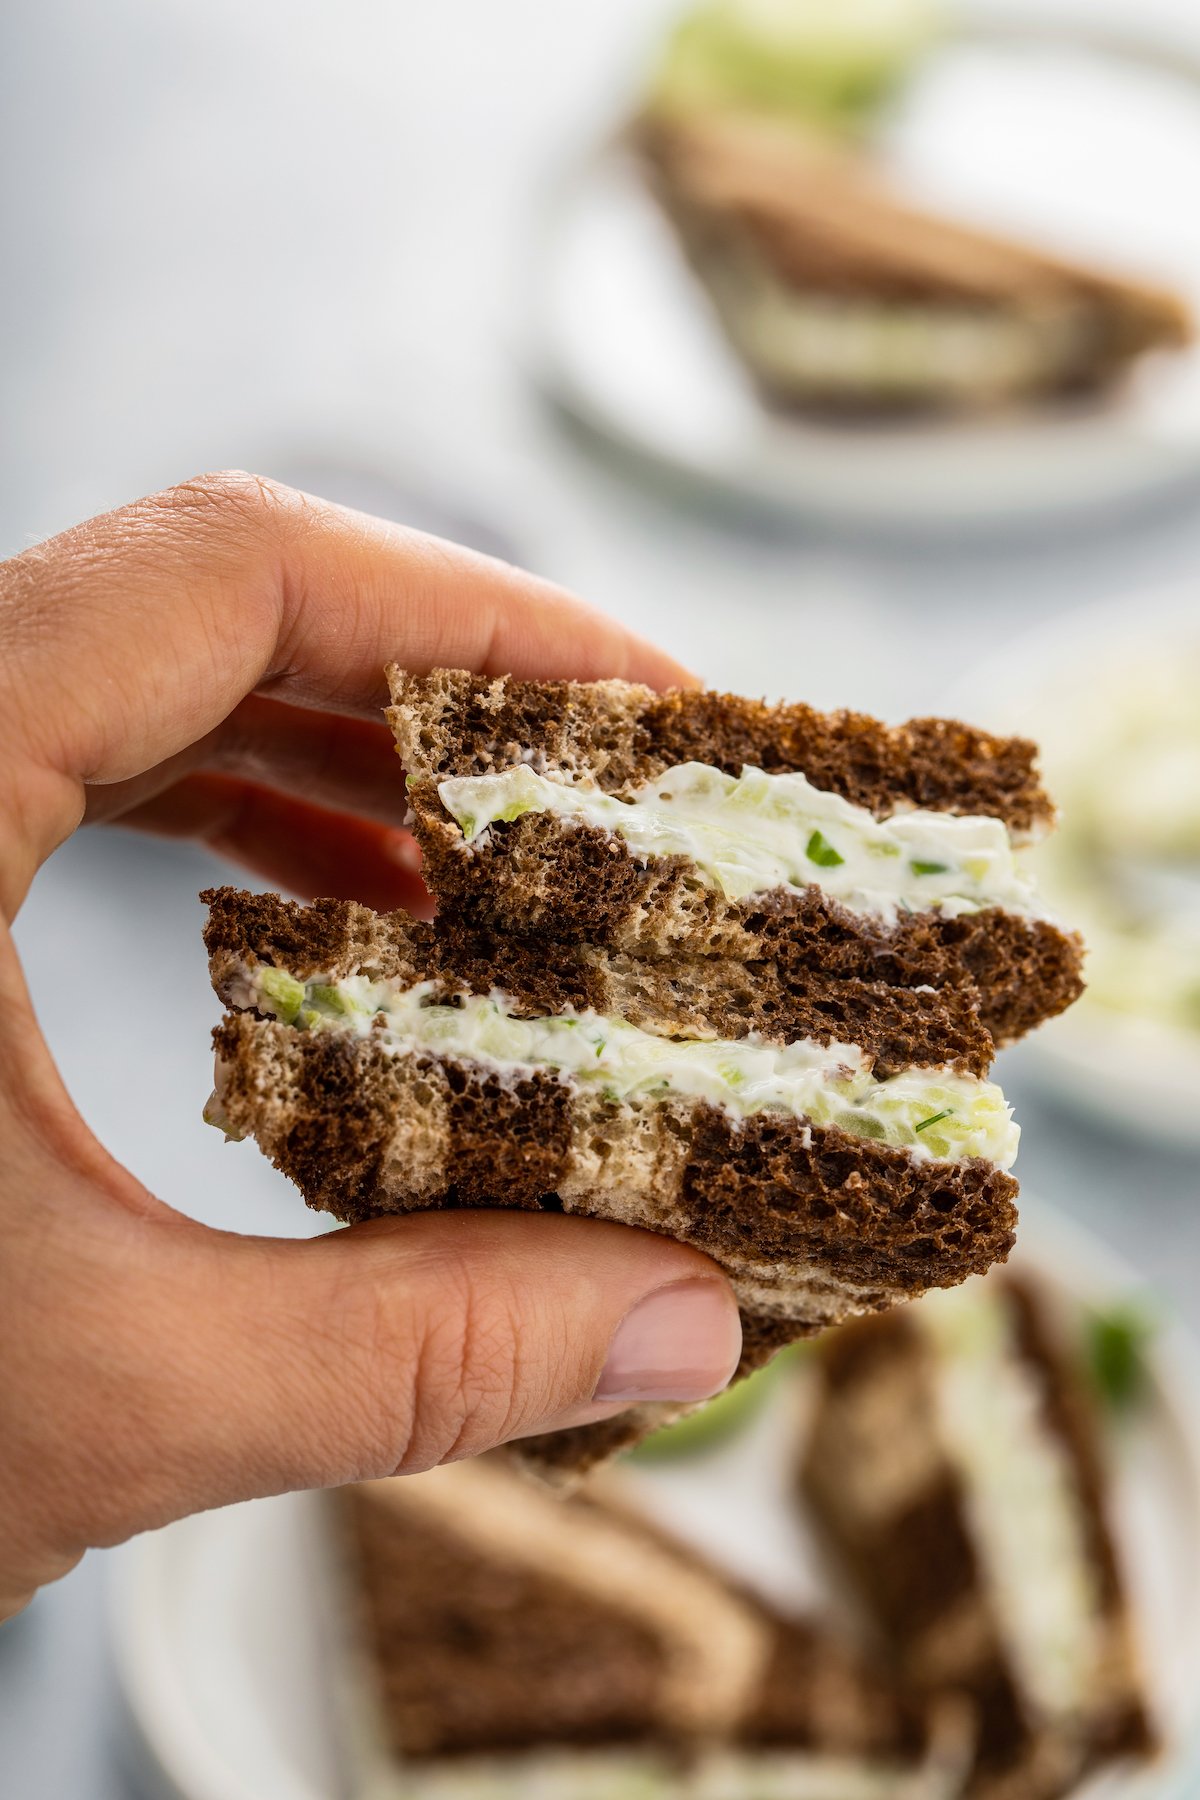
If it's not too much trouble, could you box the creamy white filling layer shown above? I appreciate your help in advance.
[917,1287,1102,1723]
[731,283,1089,398]
[244,966,1019,1169]
[374,1749,945,1800]
[436,761,1041,929]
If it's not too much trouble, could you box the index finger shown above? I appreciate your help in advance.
[0,471,694,801]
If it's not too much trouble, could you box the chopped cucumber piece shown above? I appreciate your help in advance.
[841,1109,887,1140]
[309,984,367,1016]
[202,1092,244,1142]
[258,967,305,1024]
[806,829,844,868]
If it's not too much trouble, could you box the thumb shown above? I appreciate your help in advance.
[24,1201,742,1568]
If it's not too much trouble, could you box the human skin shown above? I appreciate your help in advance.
[0,472,742,1622]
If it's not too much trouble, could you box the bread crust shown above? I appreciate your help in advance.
[389,669,1056,832]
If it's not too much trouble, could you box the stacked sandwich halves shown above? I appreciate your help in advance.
[204,669,1082,1472]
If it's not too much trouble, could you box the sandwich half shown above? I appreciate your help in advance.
[388,669,1082,1047]
[635,111,1192,412]
[334,1456,967,1798]
[798,1273,1154,1799]
[203,884,1020,1473]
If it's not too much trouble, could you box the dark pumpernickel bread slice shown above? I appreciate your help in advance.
[387,669,1083,1047]
[339,1459,940,1775]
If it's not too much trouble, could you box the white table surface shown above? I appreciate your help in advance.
[4,1,1200,1795]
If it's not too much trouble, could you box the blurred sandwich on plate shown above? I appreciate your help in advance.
[334,1457,969,1800]
[535,1,1200,529]
[953,595,1200,1149]
[800,1272,1155,1799]
[635,0,1192,415]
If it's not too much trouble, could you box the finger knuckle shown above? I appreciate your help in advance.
[389,1267,529,1473]
[161,469,297,538]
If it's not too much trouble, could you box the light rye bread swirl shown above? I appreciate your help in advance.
[798,1276,1153,1800]
[636,112,1191,410]
[203,886,1018,1475]
[337,1458,950,1794]
[388,669,1082,1047]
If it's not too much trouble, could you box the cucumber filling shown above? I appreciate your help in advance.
[239,965,1018,1169]
[437,762,1042,928]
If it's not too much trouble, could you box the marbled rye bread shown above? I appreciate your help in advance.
[388,670,1083,1046]
[204,887,1018,1476]
[798,1279,1153,1800]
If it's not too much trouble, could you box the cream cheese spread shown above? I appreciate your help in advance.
[436,762,1041,928]
[733,284,1087,401]
[917,1287,1102,1723]
[245,966,1018,1169]
[385,1749,946,1800]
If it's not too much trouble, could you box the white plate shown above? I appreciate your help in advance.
[110,1207,1200,1800]
[946,582,1200,1151]
[532,17,1200,535]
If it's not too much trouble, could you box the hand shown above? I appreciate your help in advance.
[0,473,742,1621]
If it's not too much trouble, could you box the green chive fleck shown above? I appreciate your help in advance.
[914,1108,953,1134]
[806,830,845,868]
[911,859,949,876]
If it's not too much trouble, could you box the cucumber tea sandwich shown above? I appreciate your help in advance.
[202,671,1081,1474]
